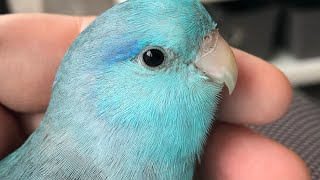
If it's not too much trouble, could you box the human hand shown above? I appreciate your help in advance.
[0,14,310,180]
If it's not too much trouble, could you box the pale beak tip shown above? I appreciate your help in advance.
[225,76,237,95]
[224,52,238,95]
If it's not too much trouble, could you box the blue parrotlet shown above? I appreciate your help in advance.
[0,0,237,179]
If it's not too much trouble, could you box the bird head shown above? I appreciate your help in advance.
[51,0,237,155]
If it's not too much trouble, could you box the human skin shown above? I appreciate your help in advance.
[0,14,311,180]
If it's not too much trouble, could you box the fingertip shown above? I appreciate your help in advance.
[260,64,293,123]
[218,49,293,124]
[198,123,311,180]
[0,14,96,113]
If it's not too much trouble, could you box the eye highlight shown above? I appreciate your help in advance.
[140,47,166,69]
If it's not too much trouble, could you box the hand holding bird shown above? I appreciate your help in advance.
[0,1,309,179]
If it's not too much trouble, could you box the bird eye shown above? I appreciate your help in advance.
[142,48,165,68]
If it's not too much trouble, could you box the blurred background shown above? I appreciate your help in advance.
[1,0,320,179]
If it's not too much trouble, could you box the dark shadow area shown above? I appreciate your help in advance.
[0,0,9,14]
[204,0,320,60]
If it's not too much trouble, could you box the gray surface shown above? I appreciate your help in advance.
[253,91,320,180]
[43,0,113,15]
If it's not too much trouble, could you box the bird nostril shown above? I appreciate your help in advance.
[204,35,211,41]
[199,29,220,59]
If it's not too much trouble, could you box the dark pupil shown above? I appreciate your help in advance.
[143,49,164,67]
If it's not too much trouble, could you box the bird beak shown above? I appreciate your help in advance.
[194,29,238,94]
